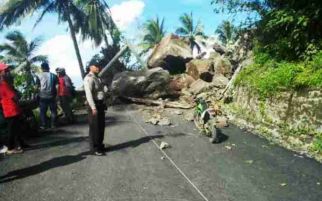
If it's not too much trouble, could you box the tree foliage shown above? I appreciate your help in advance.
[175,12,205,53]
[0,0,118,78]
[215,20,237,45]
[141,16,166,52]
[0,31,47,72]
[74,0,114,47]
[211,0,322,60]
[0,31,47,99]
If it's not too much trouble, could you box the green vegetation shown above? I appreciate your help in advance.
[75,0,114,47]
[141,17,166,53]
[312,134,322,154]
[215,20,238,45]
[211,0,322,98]
[0,0,115,78]
[175,12,205,53]
[0,31,47,99]
[235,51,322,99]
[212,0,322,60]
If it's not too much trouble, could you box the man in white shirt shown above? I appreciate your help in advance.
[84,62,107,156]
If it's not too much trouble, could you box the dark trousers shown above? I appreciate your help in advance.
[39,98,57,127]
[59,96,74,122]
[88,101,105,152]
[7,116,23,150]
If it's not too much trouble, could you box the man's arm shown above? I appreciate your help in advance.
[84,76,96,111]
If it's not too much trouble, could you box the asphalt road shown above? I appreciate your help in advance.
[0,104,321,201]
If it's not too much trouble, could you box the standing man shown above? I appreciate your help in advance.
[37,62,58,129]
[0,63,24,154]
[56,67,75,124]
[84,62,107,156]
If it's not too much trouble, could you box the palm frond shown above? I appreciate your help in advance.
[142,16,166,49]
[0,0,50,29]
[28,37,42,54]
[30,55,48,63]
[33,2,56,29]
[0,43,25,59]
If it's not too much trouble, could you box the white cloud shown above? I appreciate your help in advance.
[35,0,146,87]
[37,34,100,87]
[110,0,145,30]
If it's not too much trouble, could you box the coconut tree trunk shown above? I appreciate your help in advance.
[65,5,85,79]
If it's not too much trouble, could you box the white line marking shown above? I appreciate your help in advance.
[128,111,210,201]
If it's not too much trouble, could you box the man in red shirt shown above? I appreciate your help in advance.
[0,63,24,154]
[56,68,75,123]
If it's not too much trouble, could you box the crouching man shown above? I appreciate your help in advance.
[84,62,108,156]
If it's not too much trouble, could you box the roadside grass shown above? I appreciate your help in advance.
[235,51,322,99]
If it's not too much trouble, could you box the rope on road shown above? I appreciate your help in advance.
[128,112,210,201]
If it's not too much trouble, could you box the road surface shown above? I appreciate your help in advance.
[0,104,321,201]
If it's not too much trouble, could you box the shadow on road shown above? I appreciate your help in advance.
[28,136,88,151]
[0,151,91,183]
[107,135,164,152]
[217,128,229,143]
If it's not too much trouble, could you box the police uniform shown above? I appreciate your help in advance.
[84,72,107,153]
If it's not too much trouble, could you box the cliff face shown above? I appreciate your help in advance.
[223,87,322,161]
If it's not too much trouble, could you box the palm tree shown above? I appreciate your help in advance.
[175,12,205,53]
[0,31,48,72]
[75,0,114,47]
[215,20,237,45]
[141,17,166,53]
[0,0,87,78]
[0,31,47,97]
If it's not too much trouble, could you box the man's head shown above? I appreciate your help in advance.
[87,61,101,75]
[56,67,66,76]
[0,63,9,75]
[41,62,50,72]
[0,63,12,83]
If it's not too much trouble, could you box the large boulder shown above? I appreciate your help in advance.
[111,67,172,99]
[188,79,213,95]
[168,74,196,92]
[148,34,192,74]
[212,74,229,89]
[213,43,226,55]
[212,55,232,78]
[188,75,229,96]
[186,59,214,82]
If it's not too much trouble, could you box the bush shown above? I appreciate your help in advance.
[312,134,322,154]
[235,51,322,99]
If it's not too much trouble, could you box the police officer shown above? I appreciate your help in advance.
[84,62,107,156]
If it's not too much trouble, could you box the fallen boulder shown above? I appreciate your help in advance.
[188,79,213,95]
[213,56,232,78]
[186,59,214,82]
[168,74,195,92]
[212,74,229,88]
[111,67,171,99]
[148,34,192,74]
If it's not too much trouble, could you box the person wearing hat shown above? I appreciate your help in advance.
[37,62,58,129]
[0,63,24,154]
[84,62,108,156]
[56,67,75,123]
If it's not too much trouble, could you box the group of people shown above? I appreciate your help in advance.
[37,62,75,129]
[0,62,75,154]
[0,61,108,156]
